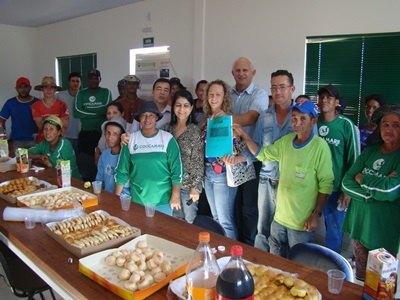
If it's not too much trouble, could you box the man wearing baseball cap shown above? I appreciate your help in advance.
[116,75,145,124]
[74,69,112,181]
[317,84,360,253]
[0,77,39,155]
[234,100,334,258]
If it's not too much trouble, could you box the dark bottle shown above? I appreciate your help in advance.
[215,245,254,300]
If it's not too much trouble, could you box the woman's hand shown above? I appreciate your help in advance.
[170,185,181,210]
[40,155,51,167]
[221,154,246,165]
[355,173,364,184]
[189,188,200,202]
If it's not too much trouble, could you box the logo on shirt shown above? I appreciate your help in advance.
[372,159,385,171]
[89,96,96,102]
[318,126,329,137]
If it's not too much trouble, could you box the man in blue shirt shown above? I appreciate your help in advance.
[253,70,296,251]
[230,57,269,245]
[0,77,38,155]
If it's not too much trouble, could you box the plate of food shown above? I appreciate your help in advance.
[79,234,194,300]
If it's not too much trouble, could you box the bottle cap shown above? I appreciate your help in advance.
[199,232,210,243]
[230,245,243,256]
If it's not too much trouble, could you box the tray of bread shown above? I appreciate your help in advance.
[0,177,56,204]
[45,210,141,257]
[246,262,321,300]
[79,234,193,300]
[169,257,321,300]
[17,186,98,209]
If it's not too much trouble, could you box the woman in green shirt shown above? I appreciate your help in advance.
[342,105,400,281]
[28,115,81,178]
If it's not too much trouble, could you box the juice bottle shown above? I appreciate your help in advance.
[186,232,220,300]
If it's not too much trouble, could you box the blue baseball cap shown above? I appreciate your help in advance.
[290,101,319,118]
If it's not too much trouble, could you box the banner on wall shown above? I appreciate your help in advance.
[136,52,170,98]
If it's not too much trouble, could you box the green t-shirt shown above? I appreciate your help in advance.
[342,144,400,254]
[74,87,112,132]
[257,133,334,230]
[28,138,81,179]
[318,115,360,191]
[115,130,183,206]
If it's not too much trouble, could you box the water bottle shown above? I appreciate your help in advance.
[186,232,220,300]
[216,245,254,300]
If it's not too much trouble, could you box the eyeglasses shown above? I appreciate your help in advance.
[270,85,292,92]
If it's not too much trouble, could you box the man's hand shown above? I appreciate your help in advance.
[355,173,364,184]
[170,185,181,210]
[303,212,319,232]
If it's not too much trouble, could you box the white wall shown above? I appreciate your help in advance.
[0,24,37,102]
[35,0,194,98]
[1,0,400,103]
[202,0,400,92]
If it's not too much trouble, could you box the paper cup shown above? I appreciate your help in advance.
[327,269,346,294]
[24,216,36,229]
[92,181,102,194]
[145,204,155,217]
[120,194,131,211]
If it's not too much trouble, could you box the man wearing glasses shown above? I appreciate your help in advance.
[253,70,296,252]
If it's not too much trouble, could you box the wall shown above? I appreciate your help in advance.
[1,0,400,102]
[34,0,194,98]
[0,24,37,134]
[202,0,400,92]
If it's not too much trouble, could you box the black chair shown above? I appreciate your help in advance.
[0,241,56,300]
[288,242,354,282]
[192,215,226,236]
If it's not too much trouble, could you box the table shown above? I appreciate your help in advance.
[0,169,363,299]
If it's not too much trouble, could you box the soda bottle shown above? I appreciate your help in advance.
[216,245,254,300]
[186,232,220,300]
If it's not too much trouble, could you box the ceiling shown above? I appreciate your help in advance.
[0,0,142,27]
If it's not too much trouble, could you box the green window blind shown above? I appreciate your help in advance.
[305,32,400,126]
[57,53,97,89]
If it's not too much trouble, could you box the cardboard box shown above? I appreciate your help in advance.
[363,248,398,300]
[17,186,98,209]
[45,210,141,257]
[79,234,193,300]
[0,176,56,204]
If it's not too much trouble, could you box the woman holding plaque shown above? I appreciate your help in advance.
[342,104,400,281]
[203,80,254,240]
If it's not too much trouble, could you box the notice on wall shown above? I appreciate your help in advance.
[136,52,170,98]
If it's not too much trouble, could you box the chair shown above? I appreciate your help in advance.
[192,215,226,236]
[0,241,56,300]
[288,242,354,282]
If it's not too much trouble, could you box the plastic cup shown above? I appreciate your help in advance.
[144,203,155,218]
[120,194,131,211]
[327,269,346,294]
[92,181,102,194]
[24,216,36,229]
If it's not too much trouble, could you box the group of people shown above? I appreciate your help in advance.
[1,56,398,283]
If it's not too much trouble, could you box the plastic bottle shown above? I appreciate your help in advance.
[216,245,254,300]
[186,232,220,300]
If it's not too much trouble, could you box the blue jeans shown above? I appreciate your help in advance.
[269,220,315,258]
[323,192,345,253]
[172,188,198,223]
[204,165,238,239]
[254,177,278,252]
